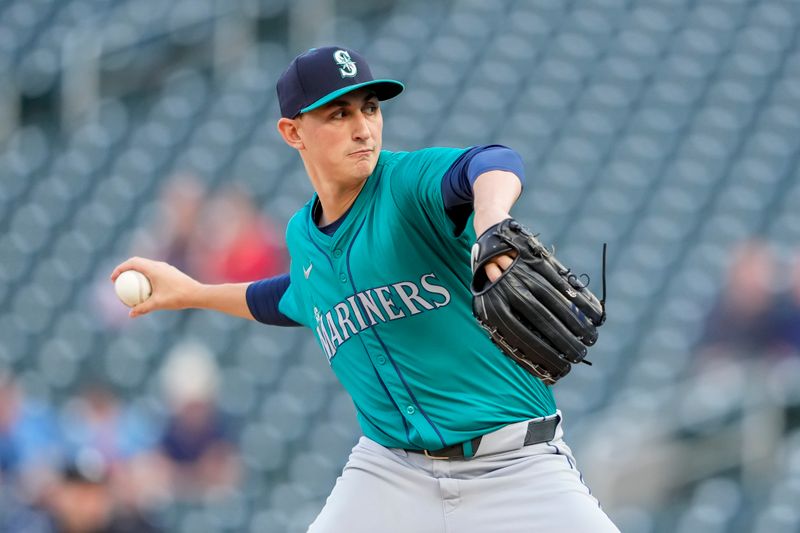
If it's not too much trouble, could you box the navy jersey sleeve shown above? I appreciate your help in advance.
[246,274,301,327]
[441,144,526,235]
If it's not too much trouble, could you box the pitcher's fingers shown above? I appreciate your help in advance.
[495,254,514,271]
[111,257,149,281]
[129,298,157,318]
[486,262,503,283]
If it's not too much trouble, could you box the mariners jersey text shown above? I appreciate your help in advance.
[313,272,451,361]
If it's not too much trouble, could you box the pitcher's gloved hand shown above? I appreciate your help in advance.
[471,219,606,385]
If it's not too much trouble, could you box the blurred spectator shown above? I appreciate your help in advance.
[60,383,158,465]
[144,173,208,277]
[93,174,208,328]
[150,341,240,502]
[697,240,779,358]
[771,253,800,354]
[0,487,53,532]
[194,185,286,283]
[58,382,163,518]
[0,372,62,488]
[43,449,160,533]
[0,373,63,532]
[93,176,285,329]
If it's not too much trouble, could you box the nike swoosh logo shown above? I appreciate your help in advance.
[303,263,313,279]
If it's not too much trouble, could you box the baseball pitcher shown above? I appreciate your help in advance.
[112,46,619,532]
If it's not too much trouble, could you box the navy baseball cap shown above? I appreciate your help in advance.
[276,46,404,118]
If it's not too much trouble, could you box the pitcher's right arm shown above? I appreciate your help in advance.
[110,257,299,326]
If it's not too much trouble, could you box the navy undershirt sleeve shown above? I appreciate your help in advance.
[441,145,525,235]
[246,274,301,326]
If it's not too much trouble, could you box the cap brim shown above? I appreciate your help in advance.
[299,79,404,114]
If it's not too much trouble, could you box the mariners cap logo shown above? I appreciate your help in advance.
[334,50,357,78]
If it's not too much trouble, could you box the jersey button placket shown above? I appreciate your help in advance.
[333,249,343,258]
[339,273,347,284]
[405,405,416,415]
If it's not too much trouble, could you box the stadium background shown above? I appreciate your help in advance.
[1,0,799,531]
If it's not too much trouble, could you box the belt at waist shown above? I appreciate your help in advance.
[407,415,560,460]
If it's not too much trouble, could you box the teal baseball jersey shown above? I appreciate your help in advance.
[278,148,556,450]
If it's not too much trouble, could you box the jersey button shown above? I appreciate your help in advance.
[406,406,416,415]
[339,273,347,283]
[376,355,386,365]
[333,249,342,258]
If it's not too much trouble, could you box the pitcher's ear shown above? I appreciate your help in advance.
[277,117,304,150]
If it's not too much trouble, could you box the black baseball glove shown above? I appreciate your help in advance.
[470,219,606,385]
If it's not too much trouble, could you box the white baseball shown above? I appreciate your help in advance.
[115,270,152,307]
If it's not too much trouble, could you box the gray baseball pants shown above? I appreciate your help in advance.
[307,413,619,532]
